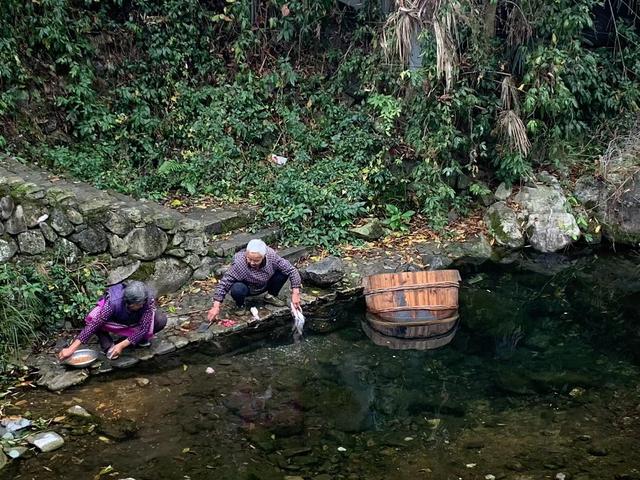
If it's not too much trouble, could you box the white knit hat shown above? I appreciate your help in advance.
[246,239,267,256]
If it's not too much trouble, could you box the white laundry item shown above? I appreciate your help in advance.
[290,302,305,339]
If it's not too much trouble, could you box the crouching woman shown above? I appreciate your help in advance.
[58,281,167,361]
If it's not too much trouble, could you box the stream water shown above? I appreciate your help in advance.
[3,252,640,480]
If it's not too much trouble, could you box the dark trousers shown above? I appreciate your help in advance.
[229,272,288,307]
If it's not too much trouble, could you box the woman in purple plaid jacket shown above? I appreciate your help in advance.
[207,239,302,322]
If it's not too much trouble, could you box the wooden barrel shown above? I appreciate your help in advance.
[362,270,461,323]
[361,320,459,351]
[365,312,459,339]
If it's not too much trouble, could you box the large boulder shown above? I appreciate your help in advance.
[445,234,493,266]
[58,238,81,263]
[70,226,108,253]
[417,242,454,270]
[193,256,218,280]
[5,205,27,234]
[17,230,46,255]
[0,238,18,262]
[125,226,168,261]
[39,222,58,243]
[148,258,192,294]
[22,203,48,228]
[0,196,14,220]
[302,256,344,287]
[573,140,640,245]
[50,209,74,236]
[108,234,128,257]
[107,261,141,286]
[574,175,605,209]
[484,202,525,249]
[525,211,580,253]
[102,211,132,236]
[513,183,580,253]
[599,170,640,245]
[494,182,512,201]
[349,219,386,241]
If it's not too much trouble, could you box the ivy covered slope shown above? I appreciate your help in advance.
[1,0,638,247]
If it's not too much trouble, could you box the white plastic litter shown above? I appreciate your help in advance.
[250,306,260,322]
[269,154,288,166]
[290,302,305,340]
[205,367,215,375]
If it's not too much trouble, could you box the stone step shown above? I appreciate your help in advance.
[278,246,310,265]
[209,227,280,257]
[186,206,258,235]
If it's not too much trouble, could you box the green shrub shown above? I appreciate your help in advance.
[0,265,43,368]
[0,260,105,369]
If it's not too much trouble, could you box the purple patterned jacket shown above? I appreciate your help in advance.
[213,247,302,302]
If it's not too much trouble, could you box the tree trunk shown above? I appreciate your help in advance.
[484,1,497,39]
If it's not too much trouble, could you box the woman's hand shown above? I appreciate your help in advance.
[58,347,75,361]
[291,288,301,310]
[58,339,82,361]
[207,302,221,324]
[107,340,130,360]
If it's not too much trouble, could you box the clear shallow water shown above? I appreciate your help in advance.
[4,252,640,480]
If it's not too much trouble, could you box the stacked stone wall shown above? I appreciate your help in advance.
[0,157,211,293]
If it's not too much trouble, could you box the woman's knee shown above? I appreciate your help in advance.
[229,282,250,306]
[230,282,249,296]
[154,309,168,333]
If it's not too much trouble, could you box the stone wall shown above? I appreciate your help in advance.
[0,157,211,294]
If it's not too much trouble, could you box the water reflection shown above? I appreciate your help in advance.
[5,252,640,480]
[360,318,459,350]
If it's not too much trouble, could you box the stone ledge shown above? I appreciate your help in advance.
[28,282,353,392]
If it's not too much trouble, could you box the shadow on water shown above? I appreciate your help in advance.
[4,252,640,480]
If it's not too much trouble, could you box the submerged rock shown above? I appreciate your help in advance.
[28,431,65,452]
[37,365,89,392]
[67,405,92,419]
[4,446,29,460]
[97,418,138,440]
[1,416,32,432]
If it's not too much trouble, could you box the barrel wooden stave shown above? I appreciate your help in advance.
[366,312,458,338]
[363,269,461,325]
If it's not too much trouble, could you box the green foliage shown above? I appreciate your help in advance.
[383,204,415,232]
[0,260,105,369]
[366,93,402,136]
[0,0,638,246]
[0,265,43,368]
[42,257,105,329]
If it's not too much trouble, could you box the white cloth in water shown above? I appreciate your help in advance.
[290,302,305,338]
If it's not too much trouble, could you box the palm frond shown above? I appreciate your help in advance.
[497,109,531,157]
[506,2,533,47]
[383,0,461,91]
[500,75,520,112]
